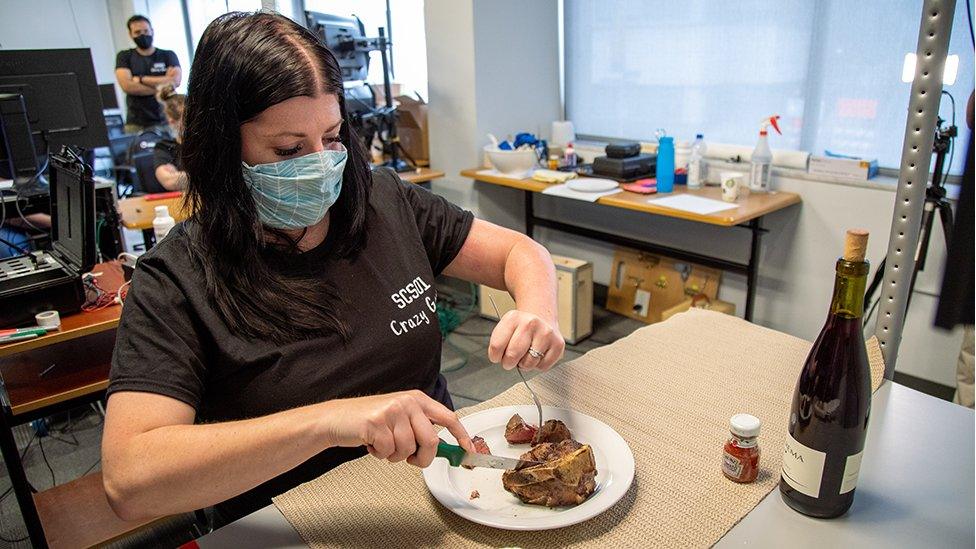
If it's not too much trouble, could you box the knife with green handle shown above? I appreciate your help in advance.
[436,439,540,470]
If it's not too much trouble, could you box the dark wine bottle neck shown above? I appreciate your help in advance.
[830,258,869,319]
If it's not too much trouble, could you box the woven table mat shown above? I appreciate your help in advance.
[274,309,885,548]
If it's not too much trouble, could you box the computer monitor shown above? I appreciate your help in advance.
[0,93,40,181]
[99,83,119,110]
[305,12,371,81]
[0,49,109,151]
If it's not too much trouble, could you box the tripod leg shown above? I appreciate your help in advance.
[916,201,937,273]
[937,199,954,251]
[864,256,887,306]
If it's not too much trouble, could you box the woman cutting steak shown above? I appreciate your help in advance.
[102,12,564,526]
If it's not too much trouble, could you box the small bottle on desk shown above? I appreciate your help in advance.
[722,413,761,483]
[153,205,175,243]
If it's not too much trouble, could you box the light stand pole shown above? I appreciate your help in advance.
[873,0,956,377]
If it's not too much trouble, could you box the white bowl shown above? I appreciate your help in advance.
[485,145,538,175]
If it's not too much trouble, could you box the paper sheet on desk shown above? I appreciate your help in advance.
[475,168,534,180]
[646,194,738,215]
[542,182,621,202]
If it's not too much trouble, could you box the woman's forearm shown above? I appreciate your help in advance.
[504,237,558,324]
[104,399,335,520]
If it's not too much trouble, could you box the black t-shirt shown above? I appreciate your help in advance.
[108,168,473,524]
[115,48,180,127]
[153,139,181,171]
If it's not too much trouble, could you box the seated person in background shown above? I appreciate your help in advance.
[153,86,187,191]
[0,213,51,259]
[115,15,181,134]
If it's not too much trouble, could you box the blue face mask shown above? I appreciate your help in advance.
[241,147,348,230]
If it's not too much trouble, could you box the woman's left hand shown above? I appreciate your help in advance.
[488,310,565,371]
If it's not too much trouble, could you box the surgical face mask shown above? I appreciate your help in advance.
[133,34,153,49]
[242,147,348,230]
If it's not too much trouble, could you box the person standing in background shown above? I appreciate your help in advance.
[153,85,187,191]
[114,15,181,134]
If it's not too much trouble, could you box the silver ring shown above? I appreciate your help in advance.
[528,348,545,359]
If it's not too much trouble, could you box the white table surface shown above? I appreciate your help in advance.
[198,382,975,548]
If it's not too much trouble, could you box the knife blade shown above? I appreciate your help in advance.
[436,440,540,470]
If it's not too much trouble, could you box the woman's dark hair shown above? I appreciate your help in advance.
[181,11,371,343]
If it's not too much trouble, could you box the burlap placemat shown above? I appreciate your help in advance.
[274,309,885,548]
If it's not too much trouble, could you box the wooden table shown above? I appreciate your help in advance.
[118,194,189,250]
[399,167,445,186]
[117,168,446,250]
[0,262,125,547]
[460,168,802,320]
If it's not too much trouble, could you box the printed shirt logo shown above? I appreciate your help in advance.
[389,276,436,336]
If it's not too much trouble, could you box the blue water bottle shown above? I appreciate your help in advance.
[656,136,675,193]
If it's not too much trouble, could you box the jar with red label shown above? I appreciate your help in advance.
[722,413,761,483]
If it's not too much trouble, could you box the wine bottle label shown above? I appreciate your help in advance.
[722,453,743,478]
[840,451,864,494]
[781,433,826,498]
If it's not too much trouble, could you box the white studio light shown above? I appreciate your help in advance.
[943,54,959,85]
[901,53,959,84]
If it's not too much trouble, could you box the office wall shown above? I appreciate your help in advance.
[0,0,118,85]
[423,2,964,388]
[425,0,561,221]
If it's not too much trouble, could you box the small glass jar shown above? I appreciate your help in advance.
[722,413,761,483]
[548,154,560,170]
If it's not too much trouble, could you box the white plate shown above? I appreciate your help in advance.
[423,405,635,531]
[566,178,619,192]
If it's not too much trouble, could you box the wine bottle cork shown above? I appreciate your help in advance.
[843,229,869,262]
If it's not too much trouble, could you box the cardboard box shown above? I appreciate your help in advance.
[661,296,736,322]
[605,248,721,324]
[479,255,593,344]
[394,94,429,167]
[809,155,879,180]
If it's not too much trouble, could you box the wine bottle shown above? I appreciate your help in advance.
[780,229,872,518]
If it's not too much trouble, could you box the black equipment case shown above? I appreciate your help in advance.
[0,148,97,328]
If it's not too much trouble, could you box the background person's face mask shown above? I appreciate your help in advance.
[133,34,153,49]
[242,146,348,230]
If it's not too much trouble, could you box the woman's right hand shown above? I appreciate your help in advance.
[322,390,474,468]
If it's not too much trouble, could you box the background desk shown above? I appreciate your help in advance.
[117,168,445,250]
[460,169,801,321]
[196,381,974,548]
[118,195,189,250]
[0,262,140,547]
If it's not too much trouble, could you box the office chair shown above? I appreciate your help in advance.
[114,129,167,196]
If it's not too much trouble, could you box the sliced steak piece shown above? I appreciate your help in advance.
[531,419,573,445]
[504,414,538,444]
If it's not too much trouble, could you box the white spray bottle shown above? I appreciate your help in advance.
[748,115,781,193]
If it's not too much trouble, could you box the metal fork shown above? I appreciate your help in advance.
[488,295,544,428]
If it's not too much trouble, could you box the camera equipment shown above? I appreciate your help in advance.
[864,107,957,326]
[305,11,411,172]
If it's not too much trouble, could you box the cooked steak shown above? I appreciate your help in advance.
[502,439,597,507]
[504,414,538,444]
[471,436,491,455]
[532,419,573,445]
